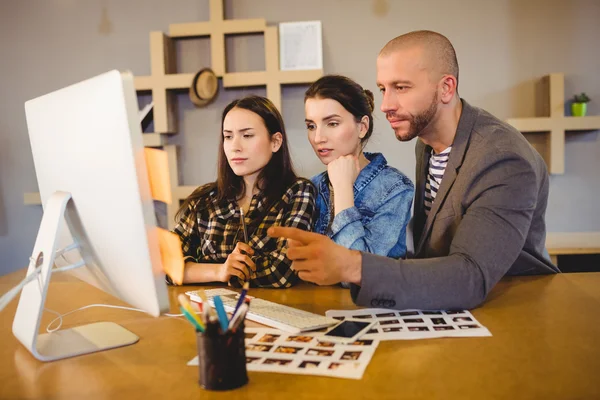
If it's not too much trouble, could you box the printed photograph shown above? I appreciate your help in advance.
[246,343,273,352]
[431,318,447,325]
[353,314,374,319]
[367,329,379,334]
[246,357,262,364]
[244,332,257,340]
[286,335,314,343]
[445,310,465,315]
[340,351,362,361]
[257,334,280,343]
[328,362,360,371]
[274,346,303,354]
[452,316,473,323]
[306,348,335,357]
[398,311,420,316]
[422,311,443,315]
[458,324,481,330]
[376,312,396,318]
[379,319,400,325]
[382,327,403,332]
[348,339,374,346]
[298,360,321,369]
[316,341,336,348]
[408,326,430,332]
[263,358,292,366]
[403,318,425,324]
[433,326,455,331]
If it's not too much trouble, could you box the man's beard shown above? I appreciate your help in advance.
[393,91,438,142]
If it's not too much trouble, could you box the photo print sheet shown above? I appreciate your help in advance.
[188,328,379,380]
[325,308,491,340]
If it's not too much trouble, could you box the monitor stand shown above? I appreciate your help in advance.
[12,191,139,362]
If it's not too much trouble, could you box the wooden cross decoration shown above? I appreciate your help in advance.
[507,73,600,174]
[223,25,323,111]
[168,0,266,77]
[25,0,324,224]
[134,32,192,138]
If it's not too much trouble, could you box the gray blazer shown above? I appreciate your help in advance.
[351,100,559,310]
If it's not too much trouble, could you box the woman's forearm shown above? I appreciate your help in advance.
[333,183,355,216]
[182,262,222,284]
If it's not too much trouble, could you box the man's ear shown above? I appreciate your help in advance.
[271,132,283,152]
[440,75,458,104]
[358,116,369,139]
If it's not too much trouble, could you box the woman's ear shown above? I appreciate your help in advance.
[358,116,369,139]
[271,132,283,152]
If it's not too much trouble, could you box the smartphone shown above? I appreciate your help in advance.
[322,319,376,344]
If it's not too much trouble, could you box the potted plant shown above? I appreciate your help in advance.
[572,93,590,117]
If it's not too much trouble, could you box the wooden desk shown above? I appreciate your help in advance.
[1,271,599,399]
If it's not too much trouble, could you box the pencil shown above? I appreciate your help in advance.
[240,207,248,243]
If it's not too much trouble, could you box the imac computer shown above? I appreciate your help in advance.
[12,70,170,361]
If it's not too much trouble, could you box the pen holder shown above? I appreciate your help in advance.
[196,324,248,391]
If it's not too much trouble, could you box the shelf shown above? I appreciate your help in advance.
[506,74,600,174]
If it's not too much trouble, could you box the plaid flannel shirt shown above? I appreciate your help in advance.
[173,178,316,288]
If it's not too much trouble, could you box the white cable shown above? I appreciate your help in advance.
[1,250,83,313]
[45,304,148,333]
[53,260,86,273]
[55,243,78,257]
[164,312,185,317]
[2,246,191,330]
[0,257,43,312]
[0,273,39,311]
[43,304,191,333]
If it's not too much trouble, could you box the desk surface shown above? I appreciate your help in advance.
[1,271,599,400]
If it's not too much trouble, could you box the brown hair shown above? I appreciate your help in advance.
[176,95,297,220]
[304,75,375,145]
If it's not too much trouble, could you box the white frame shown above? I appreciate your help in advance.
[279,20,323,71]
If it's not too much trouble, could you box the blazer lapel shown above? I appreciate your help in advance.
[412,140,430,248]
[415,164,458,255]
[415,100,479,255]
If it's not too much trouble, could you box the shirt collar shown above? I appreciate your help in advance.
[318,152,388,195]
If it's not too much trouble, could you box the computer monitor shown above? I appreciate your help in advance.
[12,70,170,362]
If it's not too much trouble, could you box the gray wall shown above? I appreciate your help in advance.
[1,0,599,275]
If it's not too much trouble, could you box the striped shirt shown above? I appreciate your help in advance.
[424,146,452,216]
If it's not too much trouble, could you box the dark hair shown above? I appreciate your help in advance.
[176,95,297,220]
[304,75,375,145]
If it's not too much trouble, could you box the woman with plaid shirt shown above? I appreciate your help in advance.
[172,96,316,288]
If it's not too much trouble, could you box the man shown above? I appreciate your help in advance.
[269,30,559,310]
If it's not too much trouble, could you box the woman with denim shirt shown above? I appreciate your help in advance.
[304,75,414,265]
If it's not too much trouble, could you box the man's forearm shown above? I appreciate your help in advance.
[352,252,488,310]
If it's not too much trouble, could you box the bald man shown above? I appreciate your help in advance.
[269,30,559,310]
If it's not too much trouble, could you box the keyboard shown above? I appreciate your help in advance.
[185,288,338,333]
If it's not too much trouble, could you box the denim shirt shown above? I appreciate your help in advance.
[311,152,414,259]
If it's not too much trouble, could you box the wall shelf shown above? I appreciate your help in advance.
[506,73,600,175]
